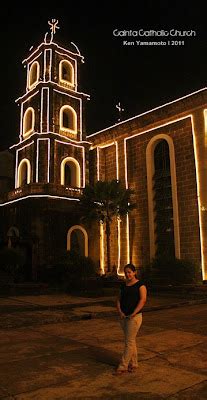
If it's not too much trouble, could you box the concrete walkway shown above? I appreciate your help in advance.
[0,291,206,311]
[0,295,207,399]
[0,290,206,329]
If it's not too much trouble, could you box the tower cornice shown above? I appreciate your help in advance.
[9,132,92,150]
[22,41,84,66]
[15,81,90,104]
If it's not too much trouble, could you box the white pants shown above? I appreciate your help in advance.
[119,313,142,370]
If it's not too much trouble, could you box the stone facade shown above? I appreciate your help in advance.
[0,27,207,281]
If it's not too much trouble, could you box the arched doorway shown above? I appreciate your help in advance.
[67,225,88,257]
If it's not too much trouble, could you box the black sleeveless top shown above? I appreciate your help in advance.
[119,280,145,316]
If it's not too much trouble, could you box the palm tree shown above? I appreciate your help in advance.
[79,179,136,273]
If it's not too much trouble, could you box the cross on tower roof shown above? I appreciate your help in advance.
[116,101,125,122]
[44,19,60,43]
[48,19,60,35]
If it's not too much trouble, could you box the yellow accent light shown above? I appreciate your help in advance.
[36,138,50,183]
[204,109,207,137]
[22,41,84,65]
[28,61,40,90]
[40,87,50,133]
[100,221,105,274]
[126,213,130,264]
[191,115,206,280]
[59,59,75,88]
[117,217,124,276]
[97,147,100,180]
[94,141,119,182]
[67,225,88,256]
[60,105,77,134]
[87,87,207,138]
[146,134,180,260]
[55,139,85,187]
[123,114,206,280]
[44,49,52,81]
[17,158,31,188]
[15,141,34,188]
[23,107,35,138]
[61,157,81,187]
[0,195,80,207]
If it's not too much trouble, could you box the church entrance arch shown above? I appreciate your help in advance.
[67,225,88,257]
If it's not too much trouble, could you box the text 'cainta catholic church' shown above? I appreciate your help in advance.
[0,20,207,282]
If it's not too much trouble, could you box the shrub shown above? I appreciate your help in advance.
[38,250,98,292]
[64,250,97,278]
[64,250,98,292]
[0,247,24,284]
[141,256,202,285]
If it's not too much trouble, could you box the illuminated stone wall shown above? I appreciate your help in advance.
[88,89,207,278]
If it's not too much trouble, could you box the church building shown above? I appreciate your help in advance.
[0,21,207,282]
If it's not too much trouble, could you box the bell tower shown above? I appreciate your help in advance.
[5,20,92,275]
[11,19,90,192]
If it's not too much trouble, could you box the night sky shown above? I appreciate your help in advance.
[0,2,206,150]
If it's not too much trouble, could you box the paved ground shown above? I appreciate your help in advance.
[0,292,207,399]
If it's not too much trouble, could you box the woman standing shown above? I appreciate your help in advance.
[115,263,147,374]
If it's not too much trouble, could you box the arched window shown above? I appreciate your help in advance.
[67,225,88,256]
[65,163,72,186]
[17,159,31,187]
[153,140,174,258]
[7,226,20,248]
[23,107,35,138]
[7,226,19,238]
[60,105,77,134]
[29,61,40,89]
[60,157,81,187]
[59,60,74,86]
[146,134,180,260]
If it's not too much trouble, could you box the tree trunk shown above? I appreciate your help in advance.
[105,220,111,273]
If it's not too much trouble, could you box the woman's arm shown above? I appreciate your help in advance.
[130,285,147,318]
[116,297,126,319]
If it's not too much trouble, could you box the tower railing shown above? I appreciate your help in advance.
[6,183,83,201]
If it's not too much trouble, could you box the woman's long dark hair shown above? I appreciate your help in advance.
[124,263,138,278]
[124,263,136,273]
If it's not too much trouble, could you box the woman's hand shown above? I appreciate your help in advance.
[129,313,136,319]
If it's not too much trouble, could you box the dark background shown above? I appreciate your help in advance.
[0,2,206,150]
